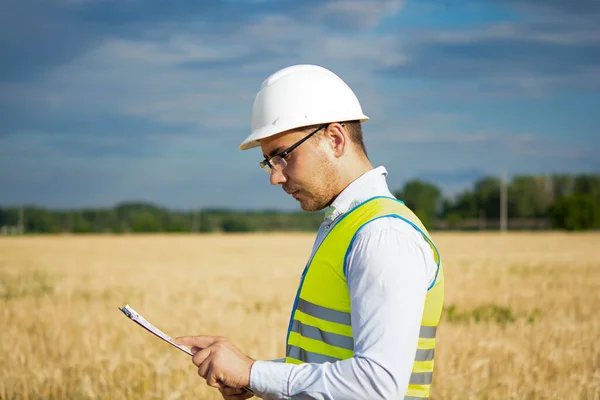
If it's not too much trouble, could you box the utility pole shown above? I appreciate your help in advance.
[67,211,73,234]
[191,210,199,233]
[18,206,24,235]
[500,171,507,232]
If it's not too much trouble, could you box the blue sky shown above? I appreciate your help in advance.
[1,0,599,211]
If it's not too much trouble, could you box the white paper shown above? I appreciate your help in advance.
[119,304,194,356]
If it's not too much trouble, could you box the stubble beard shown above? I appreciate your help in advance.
[298,160,339,212]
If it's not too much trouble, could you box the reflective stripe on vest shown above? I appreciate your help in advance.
[284,196,445,399]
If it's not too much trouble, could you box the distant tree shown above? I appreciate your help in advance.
[473,176,501,219]
[0,208,18,226]
[443,190,478,220]
[131,211,161,232]
[549,174,575,202]
[198,213,215,233]
[73,213,92,233]
[395,179,442,227]
[508,175,551,218]
[221,216,253,232]
[549,194,600,231]
[25,208,60,233]
[574,174,600,201]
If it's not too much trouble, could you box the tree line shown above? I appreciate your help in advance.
[396,173,599,231]
[1,173,599,234]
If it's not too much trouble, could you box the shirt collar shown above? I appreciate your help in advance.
[324,165,391,223]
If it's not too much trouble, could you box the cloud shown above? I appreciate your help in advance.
[373,131,537,144]
[414,168,487,185]
[378,1,600,95]
[0,6,407,145]
[0,0,407,80]
[1,0,597,209]
[495,0,600,18]
[365,111,537,146]
[316,0,405,29]
[0,128,270,209]
[0,0,407,147]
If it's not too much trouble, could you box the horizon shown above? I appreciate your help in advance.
[2,170,596,213]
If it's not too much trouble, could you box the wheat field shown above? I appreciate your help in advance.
[1,232,599,400]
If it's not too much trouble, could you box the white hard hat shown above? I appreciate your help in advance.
[239,64,369,151]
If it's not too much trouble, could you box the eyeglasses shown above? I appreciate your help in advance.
[259,124,328,174]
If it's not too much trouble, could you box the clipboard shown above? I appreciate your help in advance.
[118,304,194,356]
[118,304,255,396]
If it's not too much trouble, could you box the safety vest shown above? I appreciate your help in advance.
[284,196,444,399]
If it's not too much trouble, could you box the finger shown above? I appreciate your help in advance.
[230,391,254,400]
[191,346,201,354]
[222,392,253,400]
[173,335,218,348]
[220,386,245,396]
[197,352,214,379]
[192,346,212,368]
[206,365,223,389]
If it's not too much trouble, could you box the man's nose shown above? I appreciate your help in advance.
[270,168,287,186]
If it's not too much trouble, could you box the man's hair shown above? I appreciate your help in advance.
[305,120,368,158]
[343,120,368,158]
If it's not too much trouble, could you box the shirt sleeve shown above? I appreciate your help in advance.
[249,217,434,399]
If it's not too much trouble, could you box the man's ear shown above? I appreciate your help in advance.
[324,123,347,158]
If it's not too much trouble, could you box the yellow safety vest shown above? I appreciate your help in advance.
[284,196,444,399]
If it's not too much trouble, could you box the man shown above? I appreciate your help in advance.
[174,64,444,399]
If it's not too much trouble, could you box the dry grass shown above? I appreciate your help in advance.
[1,232,599,400]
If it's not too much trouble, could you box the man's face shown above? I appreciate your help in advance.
[259,127,339,212]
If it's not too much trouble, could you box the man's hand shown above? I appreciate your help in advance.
[173,335,255,391]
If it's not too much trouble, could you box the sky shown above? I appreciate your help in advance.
[1,0,599,211]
